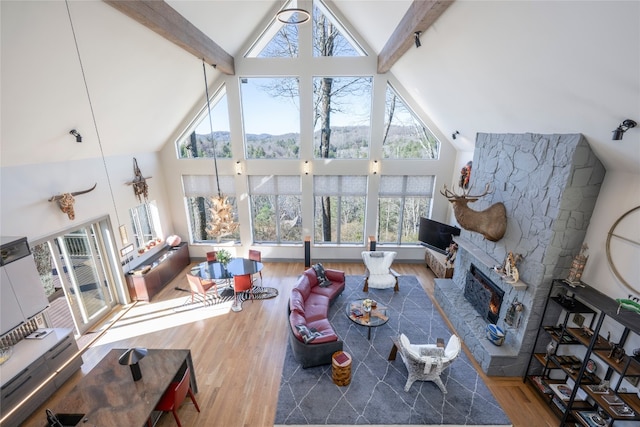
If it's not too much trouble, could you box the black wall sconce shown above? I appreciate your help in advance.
[452,131,460,140]
[69,129,82,143]
[612,119,637,140]
[414,32,422,48]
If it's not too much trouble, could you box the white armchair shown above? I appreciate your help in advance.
[395,333,461,393]
[362,251,399,292]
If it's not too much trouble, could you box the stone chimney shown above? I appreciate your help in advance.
[435,133,605,376]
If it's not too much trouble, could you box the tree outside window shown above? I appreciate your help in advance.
[177,86,231,159]
[314,175,367,244]
[249,175,302,243]
[378,176,435,244]
[383,84,439,159]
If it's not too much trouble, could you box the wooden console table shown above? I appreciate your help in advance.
[125,243,189,301]
[424,248,453,279]
[50,348,195,427]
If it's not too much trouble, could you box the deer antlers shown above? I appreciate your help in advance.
[440,183,492,201]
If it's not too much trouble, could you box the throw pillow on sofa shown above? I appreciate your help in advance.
[296,324,322,344]
[312,263,332,287]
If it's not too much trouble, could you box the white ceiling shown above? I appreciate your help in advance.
[1,0,639,173]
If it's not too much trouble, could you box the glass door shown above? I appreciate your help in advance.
[35,219,119,336]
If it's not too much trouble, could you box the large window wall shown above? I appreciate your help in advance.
[168,0,455,258]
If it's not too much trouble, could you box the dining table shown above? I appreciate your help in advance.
[47,348,195,427]
[192,257,263,281]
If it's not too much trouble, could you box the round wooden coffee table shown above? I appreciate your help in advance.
[346,299,389,340]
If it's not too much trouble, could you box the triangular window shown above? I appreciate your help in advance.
[177,85,231,159]
[313,1,364,57]
[246,1,301,58]
[382,84,439,159]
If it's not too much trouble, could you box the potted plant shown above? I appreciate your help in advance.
[216,249,232,268]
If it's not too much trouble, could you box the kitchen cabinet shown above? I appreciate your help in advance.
[0,268,23,334]
[0,237,49,336]
[0,328,81,427]
[524,279,640,426]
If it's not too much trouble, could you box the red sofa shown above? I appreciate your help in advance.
[288,267,345,368]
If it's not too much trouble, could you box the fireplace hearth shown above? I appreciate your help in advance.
[465,264,504,324]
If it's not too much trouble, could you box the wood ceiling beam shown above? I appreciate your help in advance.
[104,0,235,75]
[377,0,453,74]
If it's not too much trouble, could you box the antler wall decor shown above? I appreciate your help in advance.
[126,158,152,203]
[440,183,507,241]
[48,183,97,220]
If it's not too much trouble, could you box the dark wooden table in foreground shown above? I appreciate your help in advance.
[50,348,195,427]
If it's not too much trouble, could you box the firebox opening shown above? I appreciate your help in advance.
[464,264,505,324]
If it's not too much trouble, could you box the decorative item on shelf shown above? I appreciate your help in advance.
[47,183,97,220]
[504,298,524,328]
[125,158,151,203]
[216,248,231,268]
[566,243,588,286]
[494,252,523,284]
[633,348,640,362]
[201,61,239,241]
[608,344,626,363]
[440,183,507,242]
[616,295,640,315]
[118,347,147,381]
[545,340,556,361]
[445,242,458,268]
[166,235,181,247]
[486,323,505,346]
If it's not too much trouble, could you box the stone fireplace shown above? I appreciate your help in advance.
[465,264,504,324]
[434,133,605,376]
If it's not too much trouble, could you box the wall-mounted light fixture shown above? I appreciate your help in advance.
[69,129,82,143]
[452,131,460,140]
[276,8,310,25]
[371,160,380,175]
[414,32,422,48]
[235,161,243,175]
[303,160,310,175]
[612,119,637,140]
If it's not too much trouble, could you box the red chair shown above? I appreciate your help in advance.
[206,251,217,262]
[186,273,218,304]
[233,274,254,304]
[152,365,200,427]
[248,249,263,285]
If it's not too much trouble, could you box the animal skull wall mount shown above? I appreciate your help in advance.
[48,183,97,220]
[126,158,152,203]
[440,183,507,242]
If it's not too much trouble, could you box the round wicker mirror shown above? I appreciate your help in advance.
[606,206,640,294]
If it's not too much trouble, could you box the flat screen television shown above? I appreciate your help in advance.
[418,217,461,255]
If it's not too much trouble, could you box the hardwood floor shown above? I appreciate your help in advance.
[22,261,558,427]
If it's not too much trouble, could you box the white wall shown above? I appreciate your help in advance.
[582,171,640,298]
[0,152,175,263]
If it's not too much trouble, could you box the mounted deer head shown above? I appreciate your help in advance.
[440,183,507,242]
[48,183,97,220]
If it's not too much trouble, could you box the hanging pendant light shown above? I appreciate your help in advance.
[201,61,239,241]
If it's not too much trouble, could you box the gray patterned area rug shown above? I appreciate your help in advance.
[275,275,512,426]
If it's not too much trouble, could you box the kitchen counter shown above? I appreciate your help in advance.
[0,328,72,386]
[0,328,81,427]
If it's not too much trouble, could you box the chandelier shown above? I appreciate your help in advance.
[201,61,239,240]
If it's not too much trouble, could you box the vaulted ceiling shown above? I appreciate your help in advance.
[1,1,638,173]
